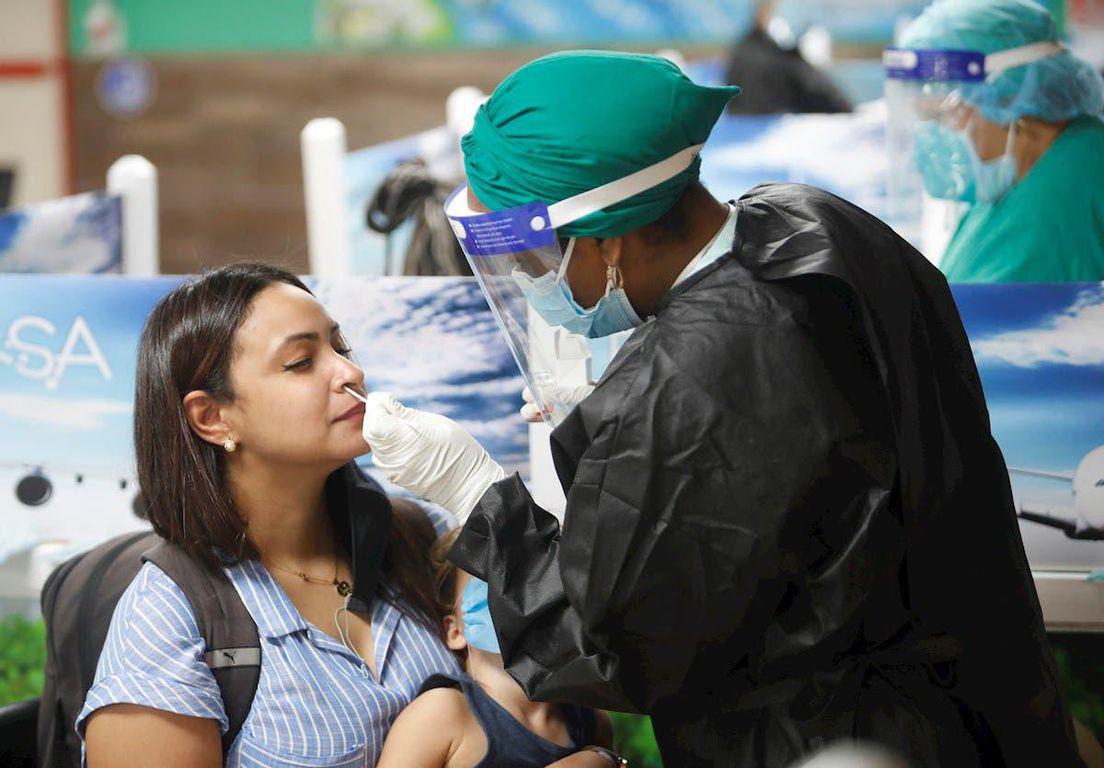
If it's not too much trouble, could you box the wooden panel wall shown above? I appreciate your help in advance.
[72,51,544,274]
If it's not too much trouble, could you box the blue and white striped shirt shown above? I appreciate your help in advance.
[77,558,459,767]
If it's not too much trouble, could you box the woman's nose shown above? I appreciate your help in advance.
[332,352,365,391]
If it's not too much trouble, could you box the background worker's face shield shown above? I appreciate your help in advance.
[883,42,1063,253]
[446,144,703,426]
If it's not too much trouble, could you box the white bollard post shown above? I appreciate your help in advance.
[301,117,352,277]
[446,86,486,138]
[799,25,834,67]
[107,155,159,275]
[655,48,688,72]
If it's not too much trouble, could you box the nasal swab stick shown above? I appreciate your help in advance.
[343,386,367,404]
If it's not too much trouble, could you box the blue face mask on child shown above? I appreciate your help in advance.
[460,577,500,654]
[511,237,643,339]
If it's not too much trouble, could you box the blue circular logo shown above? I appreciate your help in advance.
[96,58,155,118]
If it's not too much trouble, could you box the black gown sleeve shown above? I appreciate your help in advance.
[450,305,894,714]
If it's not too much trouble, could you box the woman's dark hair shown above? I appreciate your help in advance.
[428,527,462,621]
[387,498,450,637]
[428,527,465,664]
[136,262,303,567]
[135,261,441,625]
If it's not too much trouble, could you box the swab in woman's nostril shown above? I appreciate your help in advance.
[343,385,367,404]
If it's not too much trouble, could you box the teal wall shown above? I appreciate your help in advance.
[69,0,317,55]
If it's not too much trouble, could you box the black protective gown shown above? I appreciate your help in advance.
[450,183,1080,767]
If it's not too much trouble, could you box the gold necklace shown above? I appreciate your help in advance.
[268,555,351,597]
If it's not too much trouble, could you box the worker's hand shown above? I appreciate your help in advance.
[520,387,545,423]
[520,384,595,423]
[362,392,505,522]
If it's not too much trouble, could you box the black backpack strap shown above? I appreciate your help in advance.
[39,529,159,768]
[37,540,89,768]
[143,543,260,756]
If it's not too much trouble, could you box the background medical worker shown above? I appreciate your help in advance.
[361,51,1079,767]
[897,0,1104,282]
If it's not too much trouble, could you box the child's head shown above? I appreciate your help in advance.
[430,529,502,673]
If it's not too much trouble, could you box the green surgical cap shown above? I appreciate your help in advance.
[462,50,740,239]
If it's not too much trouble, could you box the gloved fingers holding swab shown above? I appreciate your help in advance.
[361,391,412,447]
[358,390,504,522]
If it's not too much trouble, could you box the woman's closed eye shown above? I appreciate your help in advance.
[283,357,313,371]
[283,345,353,371]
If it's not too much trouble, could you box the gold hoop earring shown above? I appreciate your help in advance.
[223,438,237,453]
[606,264,624,290]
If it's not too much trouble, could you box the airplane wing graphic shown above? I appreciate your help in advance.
[1008,467,1075,482]
[1018,508,1104,541]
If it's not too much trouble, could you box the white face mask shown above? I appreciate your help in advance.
[968,120,1019,203]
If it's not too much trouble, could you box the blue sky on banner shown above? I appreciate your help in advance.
[309,277,528,475]
[957,283,1104,476]
[956,283,1104,569]
[0,193,123,274]
[0,274,527,477]
[0,276,170,472]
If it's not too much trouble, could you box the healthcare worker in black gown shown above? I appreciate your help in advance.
[359,51,1080,767]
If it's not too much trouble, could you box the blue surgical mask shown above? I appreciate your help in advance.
[914,122,977,201]
[460,577,500,654]
[914,121,1018,203]
[511,237,643,339]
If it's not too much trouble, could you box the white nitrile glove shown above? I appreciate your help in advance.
[361,392,505,523]
[520,384,596,423]
[520,386,544,423]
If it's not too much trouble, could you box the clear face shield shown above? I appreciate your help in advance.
[444,190,582,426]
[883,42,1062,254]
[445,144,703,426]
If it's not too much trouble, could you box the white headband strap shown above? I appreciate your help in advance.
[546,143,704,229]
[985,40,1063,80]
[444,142,704,227]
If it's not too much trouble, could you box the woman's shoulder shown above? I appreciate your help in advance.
[79,562,227,737]
[94,560,213,686]
[112,560,202,638]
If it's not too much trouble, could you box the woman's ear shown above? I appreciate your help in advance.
[182,390,234,448]
[444,614,468,652]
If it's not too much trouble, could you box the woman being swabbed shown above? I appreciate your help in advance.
[377,530,625,768]
[78,261,617,768]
